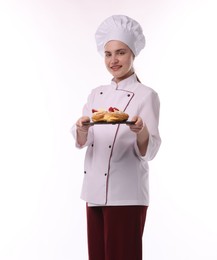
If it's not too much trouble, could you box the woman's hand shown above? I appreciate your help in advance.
[76,116,91,133]
[128,116,149,156]
[76,116,91,146]
[128,116,144,134]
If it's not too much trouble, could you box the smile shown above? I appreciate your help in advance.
[111,65,122,71]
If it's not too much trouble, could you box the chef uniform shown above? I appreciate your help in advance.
[71,15,161,260]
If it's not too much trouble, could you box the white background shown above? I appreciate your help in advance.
[0,0,217,259]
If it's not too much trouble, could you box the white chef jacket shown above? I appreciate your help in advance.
[71,74,161,206]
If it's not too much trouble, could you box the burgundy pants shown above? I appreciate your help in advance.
[86,205,148,260]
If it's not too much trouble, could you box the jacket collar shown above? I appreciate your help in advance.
[111,73,138,90]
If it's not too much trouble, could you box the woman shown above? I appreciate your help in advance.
[71,15,161,260]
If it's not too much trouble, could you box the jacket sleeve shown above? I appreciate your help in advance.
[134,90,161,161]
[70,124,94,149]
[70,90,95,149]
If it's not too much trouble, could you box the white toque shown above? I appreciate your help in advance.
[95,15,146,57]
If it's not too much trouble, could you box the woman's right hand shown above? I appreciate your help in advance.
[76,116,91,133]
[76,116,91,146]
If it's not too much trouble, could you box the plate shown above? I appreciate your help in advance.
[83,121,136,126]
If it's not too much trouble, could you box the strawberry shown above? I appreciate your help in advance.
[108,107,114,112]
[92,109,98,113]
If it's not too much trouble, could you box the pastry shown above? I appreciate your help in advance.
[91,107,129,122]
[91,109,107,122]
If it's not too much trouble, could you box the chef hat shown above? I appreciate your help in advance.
[95,15,145,57]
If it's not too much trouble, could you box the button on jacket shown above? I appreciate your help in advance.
[71,74,161,206]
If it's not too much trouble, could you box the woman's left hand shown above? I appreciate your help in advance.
[128,116,149,156]
[128,116,144,134]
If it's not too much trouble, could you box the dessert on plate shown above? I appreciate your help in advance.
[92,107,129,123]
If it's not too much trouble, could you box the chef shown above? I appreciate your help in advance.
[71,14,161,260]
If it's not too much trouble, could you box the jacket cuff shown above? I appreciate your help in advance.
[70,124,93,149]
[134,134,161,161]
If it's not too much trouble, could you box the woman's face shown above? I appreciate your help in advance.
[104,40,134,83]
